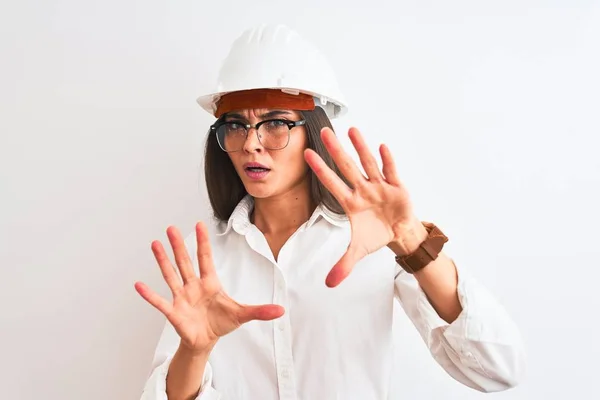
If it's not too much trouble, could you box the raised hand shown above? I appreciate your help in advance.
[134,222,284,353]
[304,127,424,288]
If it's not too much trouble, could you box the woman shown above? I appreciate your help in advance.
[136,24,525,399]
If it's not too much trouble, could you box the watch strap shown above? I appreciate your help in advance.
[395,222,448,274]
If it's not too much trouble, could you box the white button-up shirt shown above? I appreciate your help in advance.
[140,195,525,399]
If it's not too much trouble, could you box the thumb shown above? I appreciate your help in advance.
[325,243,363,288]
[238,304,285,324]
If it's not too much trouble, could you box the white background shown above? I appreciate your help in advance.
[1,0,599,399]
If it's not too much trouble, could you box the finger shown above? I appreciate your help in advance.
[325,244,363,288]
[320,127,366,187]
[238,304,285,324]
[151,240,183,293]
[304,148,352,203]
[196,222,216,280]
[379,144,401,186]
[348,127,383,181]
[134,281,174,317]
[166,226,197,284]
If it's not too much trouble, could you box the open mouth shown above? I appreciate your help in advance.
[243,162,271,172]
[243,163,271,179]
[245,166,270,172]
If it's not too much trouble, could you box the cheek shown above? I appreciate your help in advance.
[276,138,309,174]
[227,153,243,171]
[276,153,308,175]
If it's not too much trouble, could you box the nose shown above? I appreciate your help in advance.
[242,127,263,153]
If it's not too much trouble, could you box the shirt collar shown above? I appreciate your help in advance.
[306,202,348,229]
[216,195,254,236]
[216,194,348,237]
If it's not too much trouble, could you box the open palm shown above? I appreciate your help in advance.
[305,127,419,288]
[135,222,284,352]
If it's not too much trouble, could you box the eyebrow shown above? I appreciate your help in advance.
[224,110,294,121]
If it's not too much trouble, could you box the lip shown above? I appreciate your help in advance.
[243,162,270,170]
[242,162,271,181]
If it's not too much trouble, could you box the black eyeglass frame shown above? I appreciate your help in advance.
[210,119,307,152]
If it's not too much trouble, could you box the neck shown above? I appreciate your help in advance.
[252,180,316,235]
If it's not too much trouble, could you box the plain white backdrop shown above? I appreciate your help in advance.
[1,0,599,398]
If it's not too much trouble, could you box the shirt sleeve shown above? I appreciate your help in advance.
[393,258,526,393]
[139,319,222,400]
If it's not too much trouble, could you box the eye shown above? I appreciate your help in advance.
[264,120,287,129]
[220,122,247,137]
[228,122,243,130]
[224,121,248,131]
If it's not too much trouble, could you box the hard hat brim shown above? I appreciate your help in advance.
[196,87,347,120]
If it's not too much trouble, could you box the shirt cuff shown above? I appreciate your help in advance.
[415,260,523,362]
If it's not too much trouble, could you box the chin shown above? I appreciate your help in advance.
[243,181,278,199]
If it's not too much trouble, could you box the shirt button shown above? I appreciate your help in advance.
[281,369,290,378]
[278,321,285,331]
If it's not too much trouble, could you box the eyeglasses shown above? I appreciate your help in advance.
[210,119,306,152]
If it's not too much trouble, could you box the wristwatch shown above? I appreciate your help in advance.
[395,222,448,274]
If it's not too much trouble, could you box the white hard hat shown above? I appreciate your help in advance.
[196,24,347,119]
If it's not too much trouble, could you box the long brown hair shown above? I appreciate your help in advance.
[203,106,349,221]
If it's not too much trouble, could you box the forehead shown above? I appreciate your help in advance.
[223,108,302,120]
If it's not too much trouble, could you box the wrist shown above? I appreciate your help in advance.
[177,341,215,359]
[387,219,429,257]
